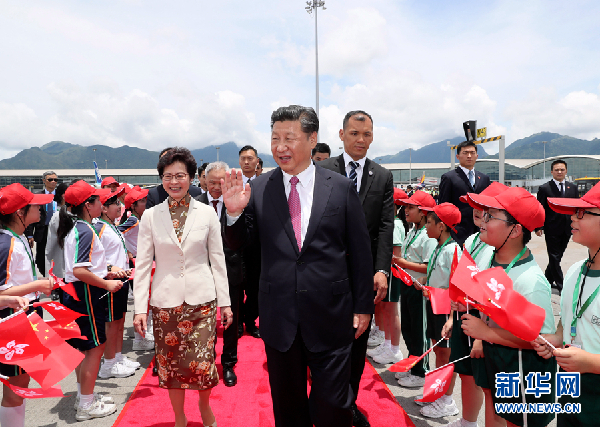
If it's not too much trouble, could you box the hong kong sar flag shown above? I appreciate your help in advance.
[0,378,64,399]
[392,264,413,286]
[415,364,455,403]
[0,312,50,365]
[33,301,86,327]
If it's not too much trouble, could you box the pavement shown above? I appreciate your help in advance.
[1,232,587,427]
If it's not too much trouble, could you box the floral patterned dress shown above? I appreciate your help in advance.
[150,195,219,390]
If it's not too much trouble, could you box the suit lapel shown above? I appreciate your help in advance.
[301,167,332,255]
[456,167,474,191]
[549,181,561,197]
[266,168,299,255]
[336,154,346,176]
[359,158,374,204]
[158,202,182,248]
[179,198,198,244]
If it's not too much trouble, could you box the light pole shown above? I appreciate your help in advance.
[105,159,108,169]
[542,141,547,179]
[409,148,412,185]
[305,0,326,138]
[93,148,97,162]
[216,147,220,162]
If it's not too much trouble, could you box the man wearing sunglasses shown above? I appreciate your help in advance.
[25,171,59,277]
[535,159,579,293]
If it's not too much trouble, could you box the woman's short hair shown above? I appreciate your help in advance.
[157,147,198,179]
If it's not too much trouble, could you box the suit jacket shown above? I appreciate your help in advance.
[318,155,395,275]
[25,189,51,242]
[224,165,374,353]
[438,167,491,245]
[134,197,231,314]
[145,184,204,209]
[195,193,244,287]
[536,180,579,237]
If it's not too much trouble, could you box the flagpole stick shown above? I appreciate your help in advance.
[466,301,471,346]
[0,309,27,324]
[538,335,557,352]
[0,374,9,380]
[427,354,471,375]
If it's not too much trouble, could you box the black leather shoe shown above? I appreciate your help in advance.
[223,367,237,387]
[152,364,158,376]
[351,404,370,427]
[238,324,244,339]
[247,326,261,339]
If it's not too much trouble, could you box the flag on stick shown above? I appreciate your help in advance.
[391,264,413,286]
[33,301,86,327]
[49,261,79,301]
[415,364,455,403]
[0,312,50,365]
[422,286,451,315]
[0,378,64,399]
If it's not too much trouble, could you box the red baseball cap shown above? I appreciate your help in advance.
[100,185,126,205]
[397,190,436,209]
[468,187,545,231]
[461,181,509,205]
[419,202,462,232]
[101,176,118,188]
[393,188,408,205]
[548,181,600,215]
[124,187,149,209]
[0,183,54,215]
[118,183,133,195]
[65,180,111,207]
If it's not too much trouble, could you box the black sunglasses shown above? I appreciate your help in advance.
[46,178,58,182]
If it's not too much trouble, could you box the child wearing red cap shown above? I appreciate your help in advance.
[392,190,438,388]
[57,180,127,421]
[413,202,462,418]
[532,181,600,426]
[93,187,139,380]
[0,183,54,427]
[460,187,556,427]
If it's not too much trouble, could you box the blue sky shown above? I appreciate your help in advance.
[1,0,599,160]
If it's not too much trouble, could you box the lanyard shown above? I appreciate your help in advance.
[489,246,527,274]
[99,218,127,253]
[4,227,37,280]
[403,225,425,258]
[570,260,600,342]
[469,232,487,260]
[426,237,453,284]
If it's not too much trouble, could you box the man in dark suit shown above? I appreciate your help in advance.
[146,147,203,209]
[319,110,394,427]
[26,170,59,276]
[438,140,491,246]
[222,105,374,427]
[195,161,243,387]
[535,159,579,292]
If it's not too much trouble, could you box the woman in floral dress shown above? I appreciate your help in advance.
[133,147,232,427]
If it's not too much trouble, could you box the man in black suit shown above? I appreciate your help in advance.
[319,110,394,427]
[146,147,203,209]
[222,105,374,427]
[195,161,243,387]
[26,170,59,276]
[438,140,491,246]
[535,159,579,292]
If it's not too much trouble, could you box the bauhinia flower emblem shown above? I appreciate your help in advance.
[0,340,29,361]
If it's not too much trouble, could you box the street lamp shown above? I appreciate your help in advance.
[216,147,220,162]
[409,148,412,184]
[542,141,547,179]
[93,148,97,162]
[105,160,108,169]
[305,1,326,123]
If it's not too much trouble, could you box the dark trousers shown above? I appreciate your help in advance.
[544,233,570,287]
[400,282,427,377]
[349,315,371,404]
[221,284,240,367]
[264,330,353,427]
[35,228,48,277]
[240,255,260,328]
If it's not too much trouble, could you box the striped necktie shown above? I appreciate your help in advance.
[468,170,475,187]
[349,161,359,190]
[288,176,302,251]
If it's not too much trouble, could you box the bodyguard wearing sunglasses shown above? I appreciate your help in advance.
[535,159,579,293]
[25,170,59,276]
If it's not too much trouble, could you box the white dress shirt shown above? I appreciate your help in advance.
[553,178,566,195]
[242,174,256,186]
[459,165,476,186]
[281,162,316,246]
[207,192,224,218]
[343,152,366,193]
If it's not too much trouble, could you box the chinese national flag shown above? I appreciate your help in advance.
[449,246,459,280]
[422,286,451,315]
[0,312,50,365]
[0,378,64,399]
[33,301,86,328]
[26,313,85,389]
[45,320,87,341]
[49,261,79,301]
[415,364,455,403]
[392,264,413,286]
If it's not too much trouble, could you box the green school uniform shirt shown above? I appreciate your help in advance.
[401,225,437,281]
[427,241,461,289]
[393,218,406,247]
[464,232,495,270]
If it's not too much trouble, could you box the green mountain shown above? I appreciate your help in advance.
[378,137,489,163]
[486,132,600,159]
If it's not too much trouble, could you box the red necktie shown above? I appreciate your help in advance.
[211,200,219,214]
[288,176,301,251]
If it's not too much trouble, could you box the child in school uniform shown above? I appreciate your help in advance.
[533,181,600,427]
[461,187,556,427]
[94,187,139,379]
[414,202,462,418]
[58,180,127,421]
[392,190,438,388]
[0,184,53,427]
[442,181,509,427]
[369,188,408,364]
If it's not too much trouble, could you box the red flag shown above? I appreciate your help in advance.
[449,246,459,280]
[416,364,455,403]
[449,251,489,304]
[422,286,451,315]
[45,320,87,341]
[389,355,423,373]
[26,313,85,389]
[0,378,64,399]
[33,301,86,327]
[0,312,50,365]
[49,261,79,301]
[391,264,413,286]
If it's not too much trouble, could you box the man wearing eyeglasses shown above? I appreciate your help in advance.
[535,159,579,293]
[25,171,59,277]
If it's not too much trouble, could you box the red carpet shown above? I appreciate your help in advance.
[113,320,414,427]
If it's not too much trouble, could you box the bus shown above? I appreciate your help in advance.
[575,177,600,197]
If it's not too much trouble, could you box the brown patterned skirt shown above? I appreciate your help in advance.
[151,300,219,390]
